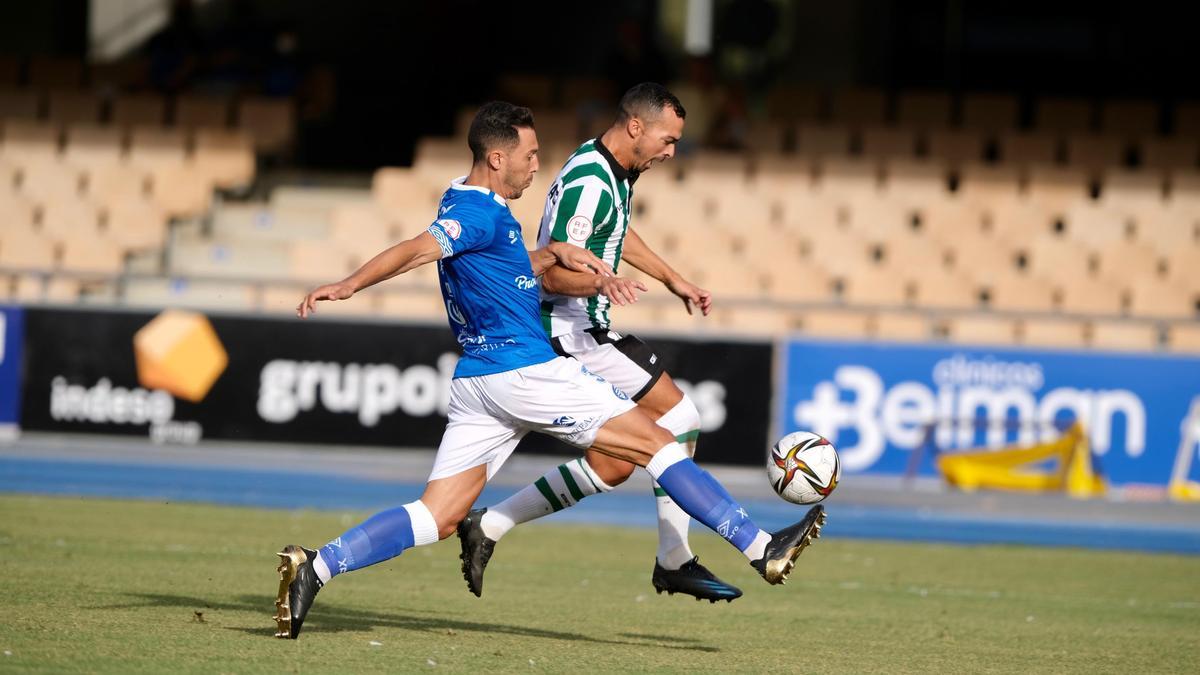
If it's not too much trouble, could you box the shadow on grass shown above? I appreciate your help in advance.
[94,592,721,652]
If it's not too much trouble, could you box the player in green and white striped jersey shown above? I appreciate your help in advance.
[459,84,744,603]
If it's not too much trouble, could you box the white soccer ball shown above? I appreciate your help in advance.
[767,431,841,504]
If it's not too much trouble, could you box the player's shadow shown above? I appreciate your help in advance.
[96,592,720,653]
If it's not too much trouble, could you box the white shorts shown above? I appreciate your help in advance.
[551,328,665,401]
[428,356,637,481]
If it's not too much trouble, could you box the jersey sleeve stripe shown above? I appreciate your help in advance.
[426,223,454,257]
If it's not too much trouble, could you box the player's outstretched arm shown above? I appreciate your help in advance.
[529,241,615,277]
[541,264,647,306]
[622,228,712,315]
[297,232,443,318]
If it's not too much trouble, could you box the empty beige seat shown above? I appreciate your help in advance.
[999,132,1060,165]
[860,127,916,159]
[124,277,255,310]
[695,261,769,298]
[881,159,948,208]
[910,268,980,310]
[45,90,103,125]
[1094,240,1163,282]
[1062,203,1131,247]
[289,238,355,281]
[373,167,444,212]
[1035,98,1094,133]
[169,234,289,280]
[1125,278,1196,319]
[1167,323,1200,353]
[377,290,447,321]
[842,196,909,238]
[237,97,294,154]
[815,157,880,201]
[1020,318,1088,348]
[106,200,168,250]
[19,160,82,202]
[944,235,1021,285]
[63,124,125,170]
[1090,321,1160,351]
[1139,137,1198,170]
[962,93,1019,132]
[956,163,1021,207]
[149,163,212,218]
[1173,102,1200,136]
[985,199,1056,240]
[762,261,834,303]
[1165,247,1200,291]
[496,73,554,107]
[1024,166,1091,212]
[871,311,931,341]
[0,192,35,227]
[744,120,792,154]
[1057,277,1124,315]
[59,236,125,274]
[926,129,984,165]
[0,88,40,119]
[706,304,797,336]
[259,285,307,315]
[87,164,148,207]
[0,120,60,163]
[1020,234,1094,283]
[944,315,1019,345]
[1100,100,1159,136]
[896,91,952,129]
[799,308,871,339]
[1170,170,1200,210]
[797,124,852,158]
[12,275,81,303]
[28,57,82,88]
[876,230,948,270]
[0,230,56,269]
[0,56,17,85]
[40,199,101,241]
[831,88,887,125]
[1138,206,1199,255]
[1099,169,1165,215]
[918,198,984,242]
[765,85,823,122]
[839,265,912,307]
[174,95,231,128]
[193,129,255,189]
[111,94,166,127]
[128,126,188,170]
[987,275,1055,312]
[1065,134,1126,172]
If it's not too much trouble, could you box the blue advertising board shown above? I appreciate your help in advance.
[0,306,23,428]
[780,338,1200,487]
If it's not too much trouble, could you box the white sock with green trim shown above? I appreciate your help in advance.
[653,396,703,570]
[480,458,612,541]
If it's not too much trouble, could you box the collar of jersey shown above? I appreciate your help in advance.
[592,137,637,184]
[449,176,507,206]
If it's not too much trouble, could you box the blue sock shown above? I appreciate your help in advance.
[318,502,433,578]
[650,452,762,553]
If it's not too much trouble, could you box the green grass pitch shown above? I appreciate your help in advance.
[1,494,1197,673]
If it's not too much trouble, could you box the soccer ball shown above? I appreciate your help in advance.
[767,431,841,504]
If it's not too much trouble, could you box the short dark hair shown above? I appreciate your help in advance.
[468,101,535,163]
[616,82,686,124]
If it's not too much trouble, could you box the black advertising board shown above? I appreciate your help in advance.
[20,307,773,465]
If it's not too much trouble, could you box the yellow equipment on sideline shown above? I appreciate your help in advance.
[937,422,1106,498]
[1168,397,1200,503]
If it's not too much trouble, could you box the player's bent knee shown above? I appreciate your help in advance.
[585,449,636,486]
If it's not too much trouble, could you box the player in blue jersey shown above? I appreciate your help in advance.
[273,102,826,639]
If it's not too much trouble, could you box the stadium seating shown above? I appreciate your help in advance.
[3,76,1195,356]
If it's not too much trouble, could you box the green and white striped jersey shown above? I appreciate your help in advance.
[537,138,635,337]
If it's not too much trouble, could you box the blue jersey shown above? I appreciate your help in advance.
[426,179,558,378]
